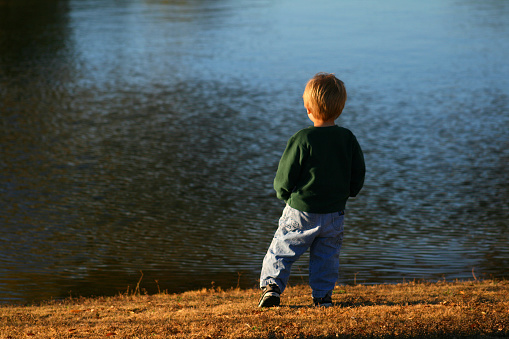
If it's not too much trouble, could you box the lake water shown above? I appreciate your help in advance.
[1,0,508,304]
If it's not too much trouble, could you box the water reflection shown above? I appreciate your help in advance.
[0,1,70,63]
[1,0,508,303]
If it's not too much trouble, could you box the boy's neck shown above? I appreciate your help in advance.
[313,120,336,127]
[307,109,337,127]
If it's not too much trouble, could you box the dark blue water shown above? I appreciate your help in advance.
[1,0,508,303]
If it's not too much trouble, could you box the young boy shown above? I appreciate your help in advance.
[259,72,365,307]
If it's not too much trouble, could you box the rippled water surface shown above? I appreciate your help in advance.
[1,0,508,303]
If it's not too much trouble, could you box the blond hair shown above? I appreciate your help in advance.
[303,73,347,121]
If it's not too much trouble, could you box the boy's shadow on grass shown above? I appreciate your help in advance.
[285,299,443,309]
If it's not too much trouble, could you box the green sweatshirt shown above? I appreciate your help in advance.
[274,125,365,213]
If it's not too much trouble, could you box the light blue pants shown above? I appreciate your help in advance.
[260,204,345,299]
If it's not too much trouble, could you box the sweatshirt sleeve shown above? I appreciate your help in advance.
[349,135,366,197]
[273,136,304,202]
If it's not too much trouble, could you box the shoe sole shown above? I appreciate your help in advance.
[258,294,280,307]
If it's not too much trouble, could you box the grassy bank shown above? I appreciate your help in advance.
[1,280,507,338]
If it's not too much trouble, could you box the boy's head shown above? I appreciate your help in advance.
[303,72,347,121]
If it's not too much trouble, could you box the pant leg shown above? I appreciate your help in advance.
[308,212,344,298]
[260,205,319,293]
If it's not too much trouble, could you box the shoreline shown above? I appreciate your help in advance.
[1,279,507,338]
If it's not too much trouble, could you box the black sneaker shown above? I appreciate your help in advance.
[258,284,281,307]
[313,294,333,307]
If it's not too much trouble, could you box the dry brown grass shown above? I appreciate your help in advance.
[1,280,507,338]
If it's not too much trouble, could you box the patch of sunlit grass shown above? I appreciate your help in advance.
[0,280,507,338]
